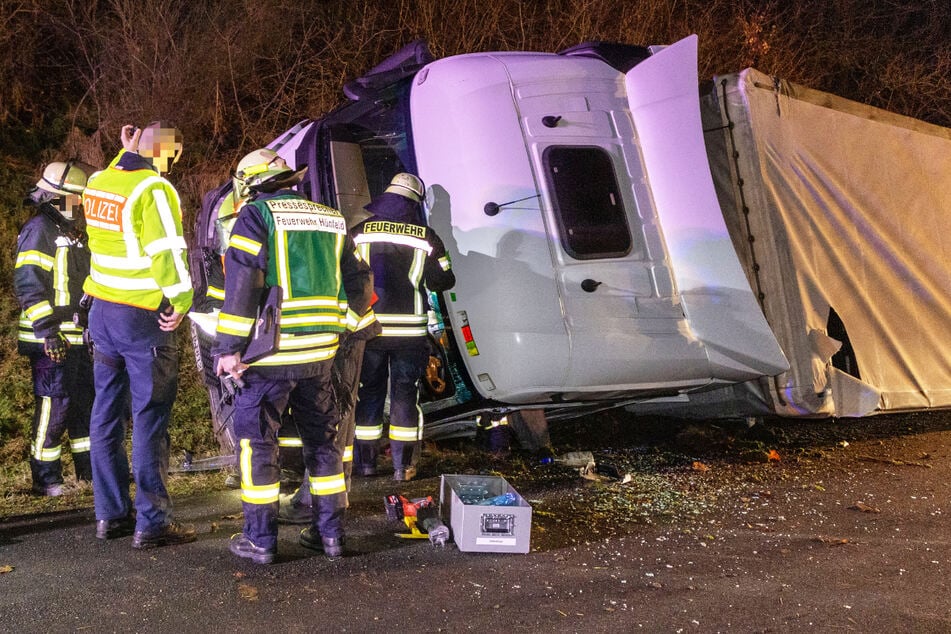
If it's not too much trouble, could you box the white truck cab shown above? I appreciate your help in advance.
[194,35,789,424]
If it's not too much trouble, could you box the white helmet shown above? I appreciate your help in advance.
[36,161,87,196]
[234,147,307,194]
[384,173,424,203]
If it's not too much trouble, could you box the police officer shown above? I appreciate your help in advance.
[213,151,372,563]
[83,122,196,548]
[14,161,93,496]
[352,173,455,482]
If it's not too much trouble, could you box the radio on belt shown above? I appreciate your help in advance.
[439,474,532,553]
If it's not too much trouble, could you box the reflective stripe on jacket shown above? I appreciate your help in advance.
[14,209,89,347]
[82,151,193,313]
[352,208,454,340]
[212,191,373,372]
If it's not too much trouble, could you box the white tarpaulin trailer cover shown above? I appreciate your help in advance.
[694,68,951,418]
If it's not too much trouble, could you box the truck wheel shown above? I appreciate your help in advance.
[421,336,451,399]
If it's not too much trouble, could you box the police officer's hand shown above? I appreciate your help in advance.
[43,332,70,363]
[121,124,141,152]
[216,353,248,381]
[158,307,185,332]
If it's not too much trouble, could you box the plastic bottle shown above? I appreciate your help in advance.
[539,450,595,467]
[478,492,519,506]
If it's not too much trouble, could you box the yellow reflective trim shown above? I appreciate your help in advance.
[252,346,337,365]
[242,485,280,504]
[308,473,346,496]
[277,332,339,349]
[239,438,280,504]
[380,325,429,337]
[389,426,420,442]
[409,249,426,316]
[353,232,433,254]
[283,297,339,309]
[91,252,152,270]
[143,235,187,256]
[16,250,55,270]
[278,437,303,448]
[217,312,254,337]
[32,445,62,461]
[89,268,160,291]
[54,246,69,306]
[377,314,428,325]
[207,285,225,300]
[25,301,54,320]
[280,314,344,327]
[33,397,53,460]
[354,424,383,440]
[229,234,262,256]
[71,437,91,452]
[19,320,82,344]
[342,445,353,462]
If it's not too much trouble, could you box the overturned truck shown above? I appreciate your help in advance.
[190,35,951,451]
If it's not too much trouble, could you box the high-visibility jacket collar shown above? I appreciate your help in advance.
[115,151,157,174]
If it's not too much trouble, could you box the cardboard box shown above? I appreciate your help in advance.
[440,474,532,554]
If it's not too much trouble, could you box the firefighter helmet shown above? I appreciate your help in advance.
[234,147,307,194]
[384,172,424,203]
[137,121,183,174]
[35,161,87,196]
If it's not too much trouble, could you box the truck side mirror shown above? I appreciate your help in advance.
[483,194,541,216]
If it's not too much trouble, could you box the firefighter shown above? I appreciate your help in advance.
[193,149,275,488]
[14,161,93,496]
[213,151,372,563]
[83,122,196,548]
[278,239,382,524]
[351,173,455,482]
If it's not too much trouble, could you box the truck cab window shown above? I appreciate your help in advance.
[543,146,632,260]
[320,78,417,202]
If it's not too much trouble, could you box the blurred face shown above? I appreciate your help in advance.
[52,193,84,219]
[138,125,184,175]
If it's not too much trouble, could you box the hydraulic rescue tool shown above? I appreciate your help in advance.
[384,494,450,546]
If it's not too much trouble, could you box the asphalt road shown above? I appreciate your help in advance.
[2,416,951,633]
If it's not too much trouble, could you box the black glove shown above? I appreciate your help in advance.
[43,332,70,363]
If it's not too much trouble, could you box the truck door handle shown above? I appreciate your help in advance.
[581,279,602,292]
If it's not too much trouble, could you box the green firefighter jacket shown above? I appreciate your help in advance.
[212,190,372,375]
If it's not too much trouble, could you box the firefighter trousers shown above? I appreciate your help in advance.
[289,334,368,507]
[354,345,427,472]
[233,360,344,551]
[28,349,93,487]
[89,300,178,532]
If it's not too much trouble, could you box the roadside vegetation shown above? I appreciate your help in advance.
[1,0,949,506]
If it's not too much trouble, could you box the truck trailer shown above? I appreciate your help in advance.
[189,35,950,438]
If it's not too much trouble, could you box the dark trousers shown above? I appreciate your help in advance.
[353,345,428,471]
[233,360,343,550]
[89,300,178,532]
[290,334,368,507]
[28,349,93,487]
